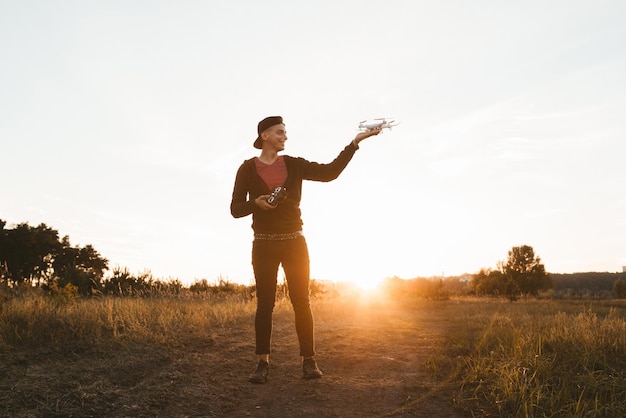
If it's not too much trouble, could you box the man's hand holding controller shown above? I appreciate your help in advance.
[255,186,287,211]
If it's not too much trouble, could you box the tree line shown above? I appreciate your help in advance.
[383,245,626,301]
[380,245,551,301]
[0,219,187,297]
[2,219,625,300]
[550,272,626,299]
[470,245,552,300]
[1,219,109,293]
[469,245,625,299]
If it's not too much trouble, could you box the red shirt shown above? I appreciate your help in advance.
[255,156,288,190]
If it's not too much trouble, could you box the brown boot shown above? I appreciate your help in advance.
[248,360,269,383]
[302,358,323,379]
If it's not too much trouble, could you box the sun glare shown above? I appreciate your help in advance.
[353,277,384,293]
[343,274,387,300]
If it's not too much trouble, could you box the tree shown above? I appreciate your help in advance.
[0,222,60,286]
[52,236,109,296]
[502,245,552,297]
[471,268,507,296]
[0,220,108,293]
[471,246,552,300]
[613,278,626,299]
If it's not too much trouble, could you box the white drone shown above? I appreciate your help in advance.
[358,118,400,132]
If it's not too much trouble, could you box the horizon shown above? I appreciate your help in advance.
[5,213,624,289]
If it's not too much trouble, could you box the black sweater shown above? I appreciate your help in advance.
[230,143,358,233]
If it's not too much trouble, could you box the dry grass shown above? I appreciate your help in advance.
[0,292,255,348]
[446,298,626,417]
[1,292,625,417]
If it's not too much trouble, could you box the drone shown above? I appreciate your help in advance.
[358,118,400,132]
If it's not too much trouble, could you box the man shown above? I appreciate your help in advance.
[230,116,381,383]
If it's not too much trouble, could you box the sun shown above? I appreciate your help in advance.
[307,235,389,297]
[344,274,387,299]
[353,276,384,293]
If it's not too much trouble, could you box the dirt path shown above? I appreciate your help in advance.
[229,298,464,418]
[1,298,466,417]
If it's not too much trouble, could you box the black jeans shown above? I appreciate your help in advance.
[251,236,315,357]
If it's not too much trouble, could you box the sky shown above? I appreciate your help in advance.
[2,0,625,286]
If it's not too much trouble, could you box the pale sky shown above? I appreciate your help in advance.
[2,0,625,286]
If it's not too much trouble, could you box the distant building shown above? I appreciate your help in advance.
[623,266,626,273]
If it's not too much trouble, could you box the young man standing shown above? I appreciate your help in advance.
[230,116,381,383]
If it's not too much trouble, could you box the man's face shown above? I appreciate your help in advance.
[262,124,287,151]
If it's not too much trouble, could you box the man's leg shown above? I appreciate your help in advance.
[282,237,315,358]
[282,237,323,379]
[251,240,280,357]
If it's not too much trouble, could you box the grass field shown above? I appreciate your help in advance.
[1,289,625,417]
